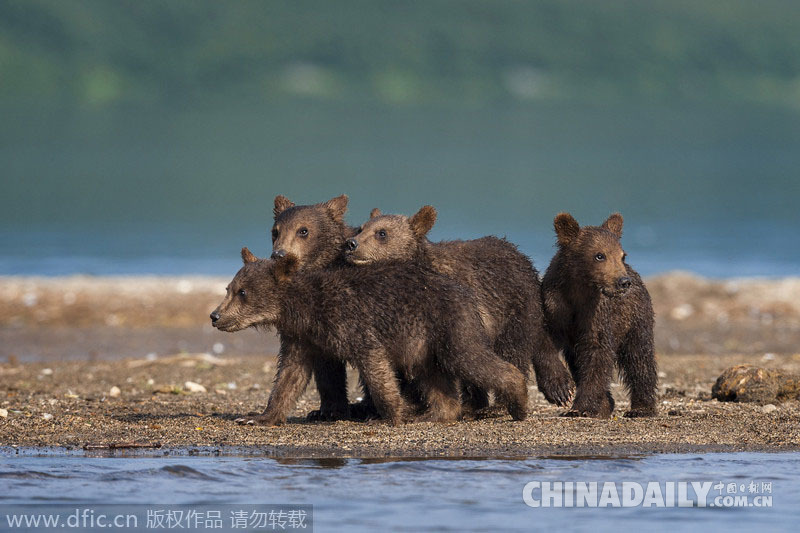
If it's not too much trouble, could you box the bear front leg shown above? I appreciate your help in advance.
[618,322,659,418]
[356,350,408,426]
[529,329,574,407]
[564,341,615,418]
[236,339,312,426]
[306,356,350,422]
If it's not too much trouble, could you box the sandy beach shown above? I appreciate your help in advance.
[1,273,799,457]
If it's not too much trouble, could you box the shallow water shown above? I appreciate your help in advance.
[1,452,797,531]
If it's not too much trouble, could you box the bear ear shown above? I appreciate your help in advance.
[323,194,349,222]
[408,205,437,239]
[241,247,258,264]
[602,213,624,238]
[273,195,295,218]
[554,213,580,246]
[369,208,382,219]
[273,254,300,282]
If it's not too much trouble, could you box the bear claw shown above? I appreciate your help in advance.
[562,408,611,419]
[305,407,349,422]
[623,407,657,418]
[235,415,280,426]
[543,384,575,407]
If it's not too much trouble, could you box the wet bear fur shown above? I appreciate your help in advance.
[541,212,658,418]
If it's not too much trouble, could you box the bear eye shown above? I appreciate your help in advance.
[238,289,246,298]
[297,227,309,237]
[595,253,606,262]
[271,228,278,241]
[377,229,387,239]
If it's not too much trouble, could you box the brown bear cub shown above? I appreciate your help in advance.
[271,194,415,421]
[541,213,658,418]
[345,206,573,410]
[268,194,355,422]
[211,248,529,425]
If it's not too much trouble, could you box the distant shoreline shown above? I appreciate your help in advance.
[2,272,799,357]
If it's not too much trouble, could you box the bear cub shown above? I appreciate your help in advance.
[541,213,658,418]
[211,248,529,425]
[270,194,423,421]
[345,205,573,409]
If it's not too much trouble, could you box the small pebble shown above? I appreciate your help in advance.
[185,381,207,393]
[109,386,121,397]
[212,342,225,354]
[0,408,8,418]
[42,413,53,421]
[762,404,777,414]
[41,368,53,376]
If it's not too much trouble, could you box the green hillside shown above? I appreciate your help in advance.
[1,0,799,107]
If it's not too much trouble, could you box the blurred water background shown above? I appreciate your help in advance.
[2,0,799,277]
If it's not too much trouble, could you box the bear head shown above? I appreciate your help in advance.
[210,247,299,331]
[343,205,437,265]
[553,212,632,297]
[270,194,349,269]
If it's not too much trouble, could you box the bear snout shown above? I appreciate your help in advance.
[616,276,632,290]
[210,311,220,323]
[345,238,358,251]
[271,249,287,259]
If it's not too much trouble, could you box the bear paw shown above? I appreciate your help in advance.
[537,367,575,407]
[623,407,657,418]
[349,400,380,421]
[540,379,575,407]
[235,414,282,427]
[562,406,612,419]
[306,404,350,422]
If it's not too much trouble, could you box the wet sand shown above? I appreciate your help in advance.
[1,273,799,457]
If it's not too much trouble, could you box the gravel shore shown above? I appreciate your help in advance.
[1,273,799,457]
[2,352,799,457]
